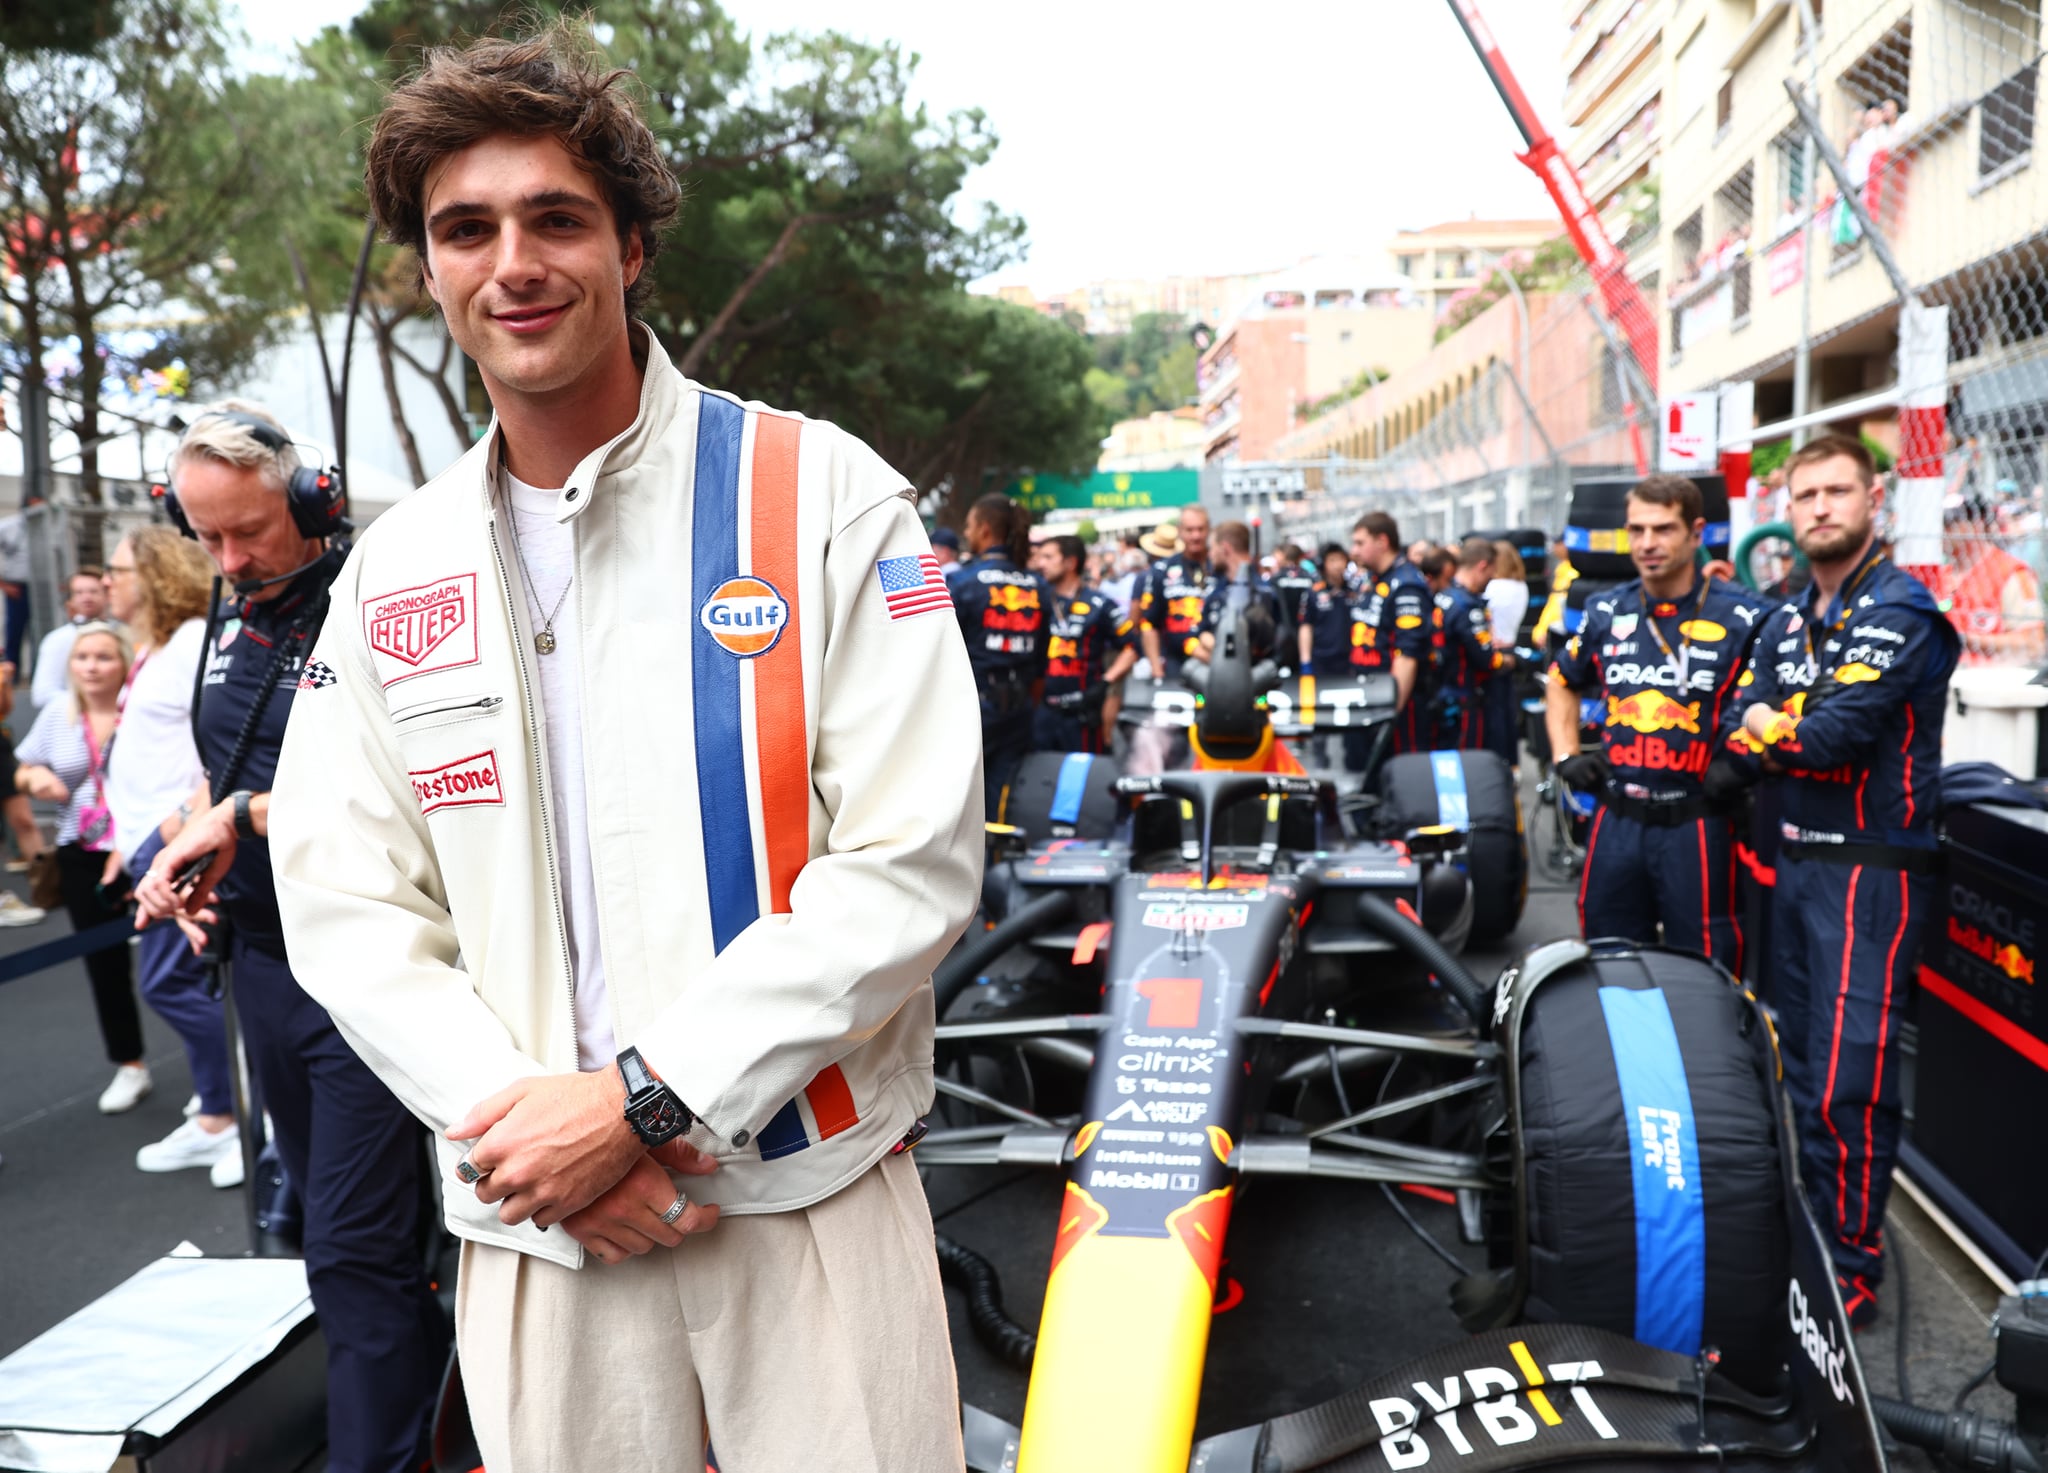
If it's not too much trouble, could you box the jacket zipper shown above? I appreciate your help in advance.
[390,693,504,725]
[486,510,580,1067]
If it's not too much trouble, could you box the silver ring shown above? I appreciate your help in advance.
[455,1158,485,1185]
[660,1194,688,1226]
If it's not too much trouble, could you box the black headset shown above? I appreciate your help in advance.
[152,411,352,541]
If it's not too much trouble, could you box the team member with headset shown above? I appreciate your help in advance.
[948,492,1052,815]
[1031,533,1135,754]
[1711,435,1958,1328]
[1546,474,1765,970]
[133,405,448,1472]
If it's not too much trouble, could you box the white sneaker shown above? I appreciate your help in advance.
[182,1093,202,1117]
[209,1149,245,1190]
[136,1117,239,1173]
[99,1063,153,1114]
[0,892,46,927]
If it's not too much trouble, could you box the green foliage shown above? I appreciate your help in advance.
[1751,439,1792,479]
[0,0,305,501]
[1085,311,1198,422]
[1433,234,1582,342]
[1860,431,1895,473]
[1299,366,1391,424]
[284,0,1094,504]
[1074,519,1098,545]
[0,0,123,54]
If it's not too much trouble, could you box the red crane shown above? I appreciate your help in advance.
[1443,0,1661,432]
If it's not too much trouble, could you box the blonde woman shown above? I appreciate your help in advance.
[103,528,242,1180]
[14,623,143,1110]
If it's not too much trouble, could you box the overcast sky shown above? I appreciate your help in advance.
[240,0,1574,292]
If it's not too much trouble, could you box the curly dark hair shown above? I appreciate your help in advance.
[363,17,681,313]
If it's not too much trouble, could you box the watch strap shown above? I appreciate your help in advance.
[618,1045,658,1097]
[231,790,256,840]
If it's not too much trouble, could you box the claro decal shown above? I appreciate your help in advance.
[410,750,505,816]
[1789,1276,1855,1404]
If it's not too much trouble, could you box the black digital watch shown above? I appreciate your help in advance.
[618,1046,691,1147]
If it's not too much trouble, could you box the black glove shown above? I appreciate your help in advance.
[1799,672,1842,716]
[1079,682,1109,716]
[1703,755,1757,806]
[1556,753,1610,794]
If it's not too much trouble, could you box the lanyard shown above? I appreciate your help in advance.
[1638,578,1710,694]
[1801,550,1883,678]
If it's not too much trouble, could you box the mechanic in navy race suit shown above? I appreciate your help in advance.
[1347,510,1438,756]
[1435,537,1516,751]
[1294,543,1359,681]
[1031,533,1135,754]
[1137,504,1212,681]
[1709,434,1958,1329]
[1194,519,1287,666]
[1268,542,1317,671]
[947,492,1052,816]
[1545,473,1765,971]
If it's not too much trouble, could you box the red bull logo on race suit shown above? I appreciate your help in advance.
[1606,690,1701,735]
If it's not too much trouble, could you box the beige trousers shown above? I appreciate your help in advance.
[456,1152,964,1473]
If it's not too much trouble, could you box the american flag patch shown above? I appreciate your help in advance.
[876,554,951,622]
[296,659,338,692]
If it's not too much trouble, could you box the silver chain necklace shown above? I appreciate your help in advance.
[501,486,573,655]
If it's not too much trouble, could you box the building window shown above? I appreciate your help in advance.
[1673,208,1705,287]
[1771,126,1809,225]
[1716,78,1734,139]
[1396,253,1420,275]
[1981,59,2039,178]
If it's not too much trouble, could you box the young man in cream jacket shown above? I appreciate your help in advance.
[254,22,978,1472]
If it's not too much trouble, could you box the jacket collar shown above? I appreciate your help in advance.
[476,321,684,523]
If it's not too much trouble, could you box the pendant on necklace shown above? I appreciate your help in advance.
[536,629,557,656]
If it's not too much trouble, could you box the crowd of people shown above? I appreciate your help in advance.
[0,20,2006,1472]
[946,438,1957,1336]
[940,495,1541,803]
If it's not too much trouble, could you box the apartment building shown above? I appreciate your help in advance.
[1196,263,1434,463]
[1660,0,2047,474]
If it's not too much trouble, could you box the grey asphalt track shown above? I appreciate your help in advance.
[0,849,2018,1470]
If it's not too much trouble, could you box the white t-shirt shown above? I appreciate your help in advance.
[505,472,616,1072]
[32,619,83,709]
[106,617,207,868]
[1483,577,1531,650]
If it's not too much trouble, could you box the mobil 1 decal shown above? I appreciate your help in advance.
[1067,878,1296,1243]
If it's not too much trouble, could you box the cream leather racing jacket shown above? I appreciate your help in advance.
[270,328,982,1268]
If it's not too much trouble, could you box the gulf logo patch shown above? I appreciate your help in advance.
[364,574,478,687]
[699,575,788,657]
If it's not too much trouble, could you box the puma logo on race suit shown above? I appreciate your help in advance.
[364,574,479,686]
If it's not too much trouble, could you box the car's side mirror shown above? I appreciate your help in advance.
[985,822,1028,859]
[1403,823,1464,860]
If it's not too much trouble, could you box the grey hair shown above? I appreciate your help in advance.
[167,399,302,497]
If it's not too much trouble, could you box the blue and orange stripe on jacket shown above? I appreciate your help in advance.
[690,395,858,1160]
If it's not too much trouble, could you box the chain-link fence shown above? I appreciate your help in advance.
[1667,0,2048,665]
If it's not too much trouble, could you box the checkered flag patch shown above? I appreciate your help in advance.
[297,659,338,692]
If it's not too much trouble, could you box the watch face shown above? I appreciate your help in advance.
[636,1094,683,1137]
